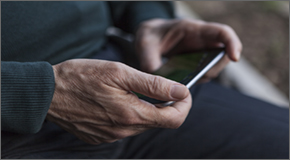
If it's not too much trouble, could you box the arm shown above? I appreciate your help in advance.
[1,2,190,141]
[108,1,174,33]
[1,61,55,133]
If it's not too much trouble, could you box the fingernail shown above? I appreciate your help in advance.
[170,84,187,100]
[235,51,241,61]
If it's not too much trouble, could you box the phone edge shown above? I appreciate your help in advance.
[159,51,225,107]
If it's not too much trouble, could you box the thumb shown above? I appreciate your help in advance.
[137,26,184,73]
[123,67,189,101]
[138,42,163,73]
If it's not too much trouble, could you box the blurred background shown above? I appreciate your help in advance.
[174,1,289,106]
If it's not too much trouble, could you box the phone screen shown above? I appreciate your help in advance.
[137,48,225,105]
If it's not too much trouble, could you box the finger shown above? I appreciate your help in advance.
[155,93,192,128]
[196,77,211,84]
[160,26,185,54]
[72,119,150,143]
[203,54,230,79]
[122,67,190,102]
[94,125,150,140]
[126,92,192,129]
[136,33,163,73]
[138,45,162,73]
[201,23,243,61]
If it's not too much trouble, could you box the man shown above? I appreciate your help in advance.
[1,1,288,159]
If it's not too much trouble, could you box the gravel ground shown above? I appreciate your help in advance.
[184,1,289,97]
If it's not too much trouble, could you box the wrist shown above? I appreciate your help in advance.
[46,63,61,122]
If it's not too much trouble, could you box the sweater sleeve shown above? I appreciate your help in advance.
[1,61,55,134]
[108,1,175,34]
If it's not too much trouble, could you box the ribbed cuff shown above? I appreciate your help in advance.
[112,1,175,34]
[1,61,55,134]
[129,1,175,33]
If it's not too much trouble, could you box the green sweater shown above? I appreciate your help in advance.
[1,1,174,134]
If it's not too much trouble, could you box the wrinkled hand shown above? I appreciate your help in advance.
[46,59,191,145]
[135,18,243,82]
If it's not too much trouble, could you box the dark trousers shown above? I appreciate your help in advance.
[2,41,289,159]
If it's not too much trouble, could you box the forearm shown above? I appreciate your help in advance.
[1,61,55,134]
[108,1,175,34]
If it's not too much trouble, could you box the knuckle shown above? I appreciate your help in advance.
[139,36,152,48]
[176,19,192,30]
[221,24,232,31]
[149,76,164,95]
[141,22,154,29]
[104,62,127,81]
[169,119,183,129]
[139,19,155,28]
[178,19,189,26]
[211,23,232,32]
[109,62,125,73]
[119,117,138,126]
[111,131,131,139]
[166,113,186,129]
[115,133,128,139]
[179,18,198,25]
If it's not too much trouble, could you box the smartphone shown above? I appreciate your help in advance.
[137,48,225,107]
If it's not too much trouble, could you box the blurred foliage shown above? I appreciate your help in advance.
[184,1,289,97]
[261,1,281,11]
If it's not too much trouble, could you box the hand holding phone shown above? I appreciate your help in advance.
[137,48,225,107]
